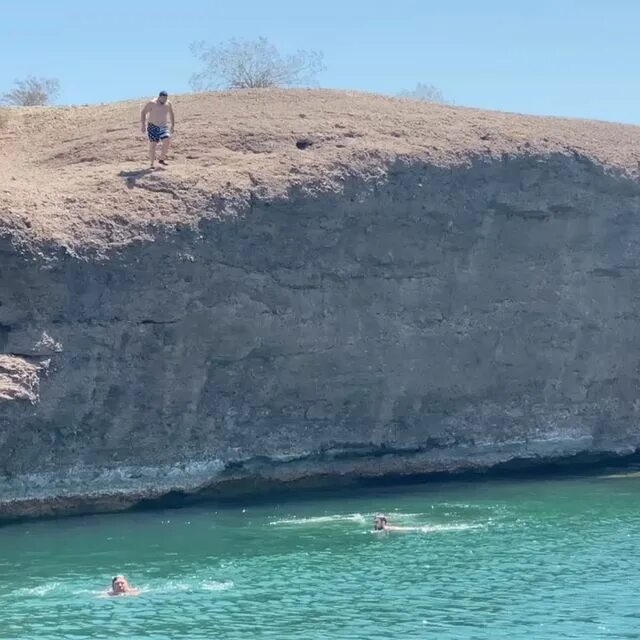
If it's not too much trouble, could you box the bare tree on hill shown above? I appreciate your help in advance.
[398,82,450,104]
[1,76,60,106]
[190,37,325,90]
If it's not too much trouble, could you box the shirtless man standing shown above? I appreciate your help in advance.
[141,90,175,168]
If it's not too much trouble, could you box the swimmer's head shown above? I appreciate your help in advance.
[158,90,168,104]
[111,575,129,593]
[373,515,388,530]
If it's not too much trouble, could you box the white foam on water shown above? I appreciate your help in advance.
[372,512,460,521]
[270,513,367,526]
[436,502,488,509]
[14,582,61,597]
[138,578,234,594]
[72,588,101,596]
[418,522,486,533]
[201,580,234,591]
[149,580,191,592]
[370,522,487,534]
[10,578,234,600]
[269,512,487,532]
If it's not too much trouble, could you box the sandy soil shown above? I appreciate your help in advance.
[1,89,640,252]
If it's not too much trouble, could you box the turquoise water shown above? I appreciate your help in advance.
[2,474,640,639]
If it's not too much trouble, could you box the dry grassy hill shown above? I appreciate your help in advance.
[2,89,639,252]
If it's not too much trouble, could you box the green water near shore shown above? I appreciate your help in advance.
[2,473,639,639]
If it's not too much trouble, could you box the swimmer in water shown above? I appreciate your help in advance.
[373,514,415,532]
[107,575,140,596]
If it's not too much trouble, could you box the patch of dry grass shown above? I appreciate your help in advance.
[1,89,640,251]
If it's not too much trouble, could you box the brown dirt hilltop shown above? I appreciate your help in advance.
[2,89,640,254]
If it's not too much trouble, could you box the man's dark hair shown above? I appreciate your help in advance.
[159,90,168,96]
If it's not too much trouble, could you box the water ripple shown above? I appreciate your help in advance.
[2,476,640,638]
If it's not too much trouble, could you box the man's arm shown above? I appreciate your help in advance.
[140,102,151,132]
[169,103,175,133]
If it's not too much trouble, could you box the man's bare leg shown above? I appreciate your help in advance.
[149,141,157,167]
[159,137,171,163]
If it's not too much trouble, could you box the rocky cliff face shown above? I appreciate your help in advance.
[2,90,640,520]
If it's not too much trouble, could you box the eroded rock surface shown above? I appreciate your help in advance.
[2,90,640,519]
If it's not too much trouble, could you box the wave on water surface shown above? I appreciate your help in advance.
[269,512,486,533]
[136,579,235,594]
[270,513,367,526]
[10,579,234,599]
[13,582,61,597]
[416,522,486,533]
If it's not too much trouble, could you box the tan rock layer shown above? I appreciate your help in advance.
[0,356,41,403]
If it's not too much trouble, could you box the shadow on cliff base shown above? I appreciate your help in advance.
[129,449,640,511]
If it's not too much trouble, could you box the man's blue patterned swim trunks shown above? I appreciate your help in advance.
[147,123,170,143]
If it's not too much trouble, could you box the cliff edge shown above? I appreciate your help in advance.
[2,89,640,520]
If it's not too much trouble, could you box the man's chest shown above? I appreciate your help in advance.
[151,103,169,117]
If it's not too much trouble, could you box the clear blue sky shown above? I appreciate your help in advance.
[1,0,638,123]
